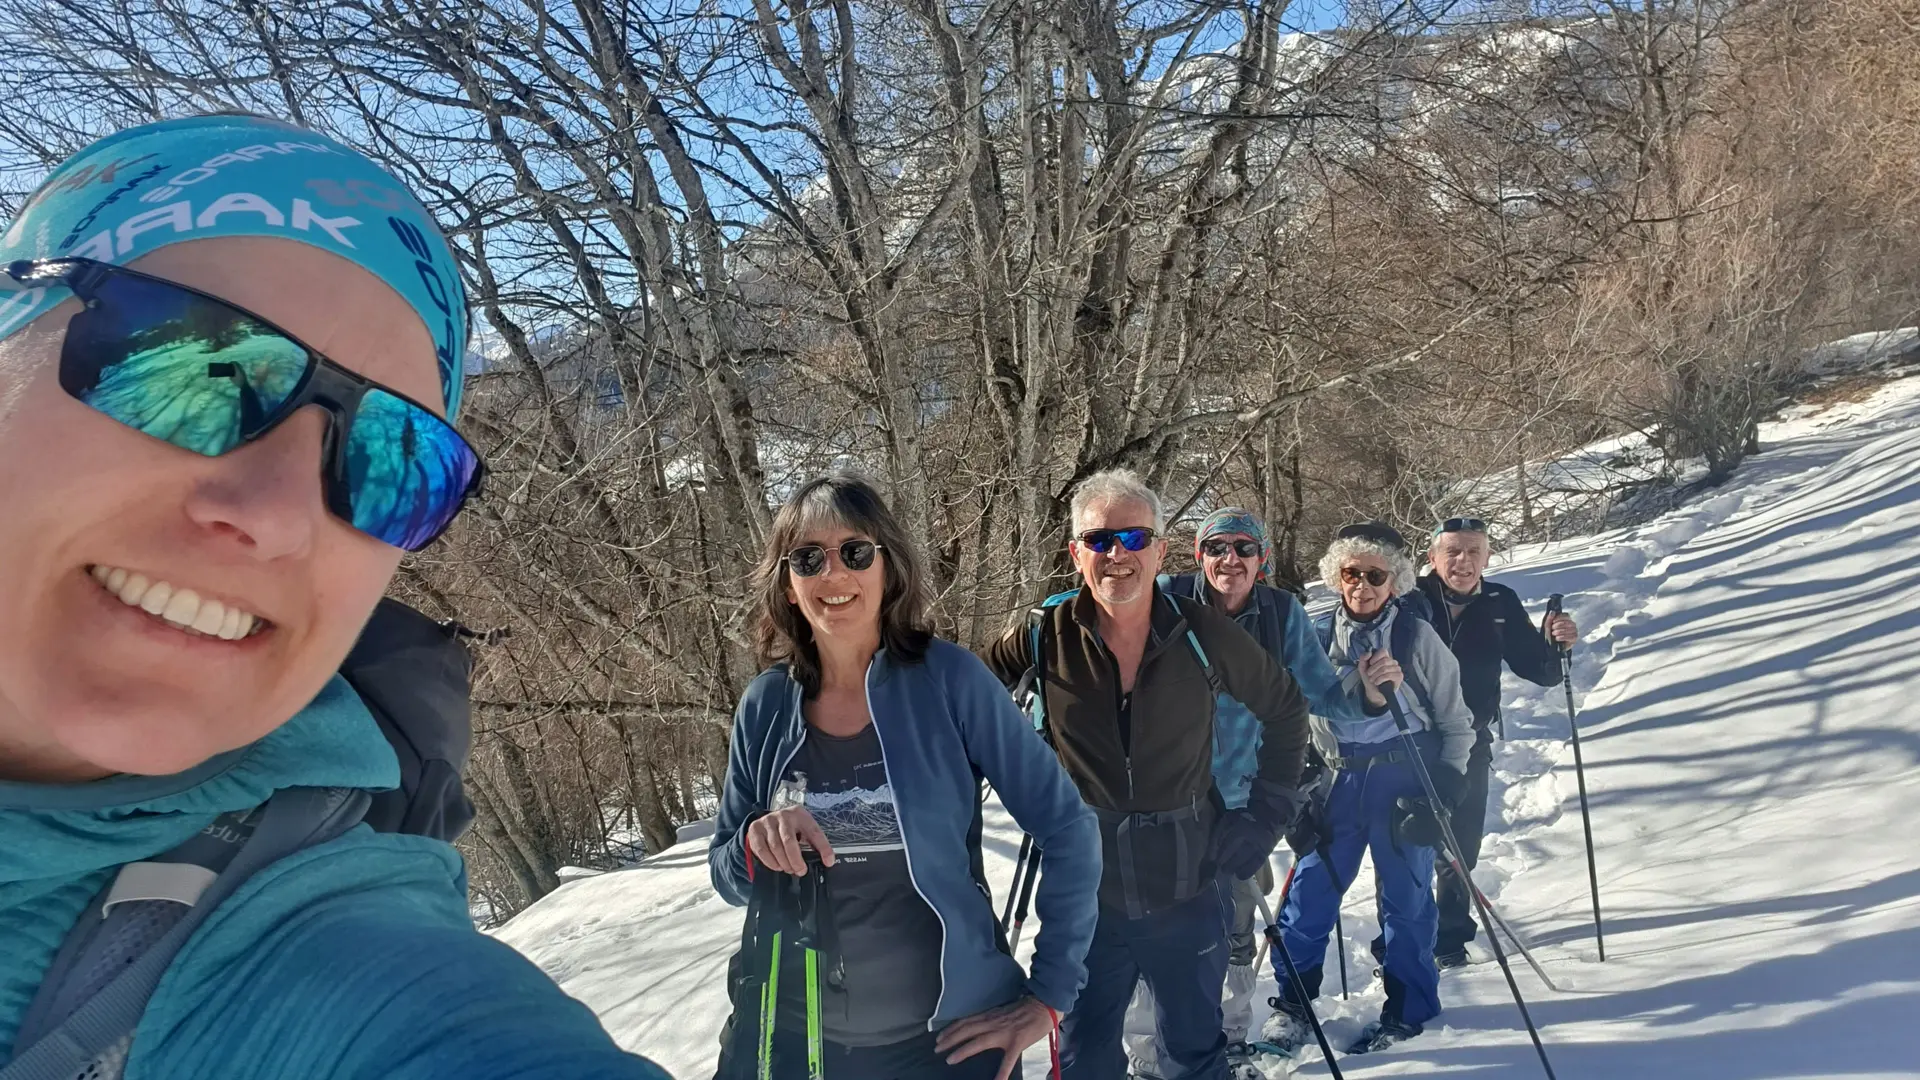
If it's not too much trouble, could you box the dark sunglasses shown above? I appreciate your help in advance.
[1200,537,1262,559]
[1077,527,1156,554]
[1436,517,1489,536]
[786,539,882,578]
[1339,566,1392,587]
[6,258,482,551]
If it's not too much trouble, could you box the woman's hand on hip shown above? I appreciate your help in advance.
[934,995,1055,1080]
[746,807,835,875]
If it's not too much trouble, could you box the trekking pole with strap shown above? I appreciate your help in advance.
[1549,593,1605,962]
[1255,887,1347,1080]
[1381,686,1557,1080]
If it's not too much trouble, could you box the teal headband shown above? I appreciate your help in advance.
[0,114,468,417]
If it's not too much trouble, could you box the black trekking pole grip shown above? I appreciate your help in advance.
[1380,685,1559,1080]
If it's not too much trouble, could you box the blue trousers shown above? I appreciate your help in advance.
[1062,878,1234,1080]
[1274,755,1442,1026]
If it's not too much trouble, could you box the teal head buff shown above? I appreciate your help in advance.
[0,114,467,417]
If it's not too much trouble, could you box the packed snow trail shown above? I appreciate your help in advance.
[495,374,1920,1079]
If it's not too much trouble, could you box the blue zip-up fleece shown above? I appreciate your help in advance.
[1161,575,1364,808]
[709,639,1101,1022]
[0,676,669,1080]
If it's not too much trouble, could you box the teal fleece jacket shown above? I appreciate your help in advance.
[0,676,671,1080]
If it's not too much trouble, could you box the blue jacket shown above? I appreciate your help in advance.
[0,677,669,1080]
[1162,574,1365,807]
[709,639,1100,1023]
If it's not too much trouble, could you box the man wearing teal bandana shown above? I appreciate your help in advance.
[0,115,670,1080]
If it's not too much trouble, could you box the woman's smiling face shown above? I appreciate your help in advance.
[0,238,440,781]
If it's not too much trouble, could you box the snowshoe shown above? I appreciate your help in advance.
[1435,945,1471,970]
[1224,1041,1267,1079]
[1250,995,1311,1059]
[1345,1017,1423,1055]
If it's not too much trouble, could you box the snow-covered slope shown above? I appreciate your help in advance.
[496,373,1920,1079]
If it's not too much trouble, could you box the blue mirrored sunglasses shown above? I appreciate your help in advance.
[1078,527,1156,554]
[6,258,483,551]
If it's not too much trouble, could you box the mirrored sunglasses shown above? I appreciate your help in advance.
[6,258,482,551]
[786,539,882,578]
[1200,537,1262,559]
[1078,527,1156,554]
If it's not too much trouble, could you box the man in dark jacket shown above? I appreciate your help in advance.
[981,472,1311,1080]
[1414,517,1577,966]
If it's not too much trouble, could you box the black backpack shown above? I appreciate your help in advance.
[2,599,479,1080]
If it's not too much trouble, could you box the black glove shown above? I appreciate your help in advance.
[1279,760,1330,857]
[1428,765,1468,811]
[1393,796,1446,849]
[1284,799,1323,858]
[1210,809,1278,881]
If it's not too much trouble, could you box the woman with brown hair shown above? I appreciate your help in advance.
[709,474,1100,1080]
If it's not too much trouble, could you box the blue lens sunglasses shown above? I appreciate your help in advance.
[1077,527,1156,554]
[6,257,483,551]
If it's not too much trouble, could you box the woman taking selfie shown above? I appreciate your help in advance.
[710,474,1099,1080]
[0,115,668,1079]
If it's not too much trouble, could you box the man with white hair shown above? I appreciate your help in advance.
[1257,524,1476,1058]
[1414,517,1577,968]
[981,471,1312,1080]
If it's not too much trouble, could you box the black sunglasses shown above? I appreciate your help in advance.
[786,539,883,578]
[1339,566,1392,588]
[5,257,483,551]
[1077,527,1156,554]
[1200,537,1262,559]
[1436,517,1489,536]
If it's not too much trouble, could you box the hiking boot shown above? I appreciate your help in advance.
[1252,994,1311,1058]
[1435,944,1471,969]
[1346,1016,1423,1055]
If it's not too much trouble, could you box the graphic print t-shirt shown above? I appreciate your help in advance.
[777,724,945,1046]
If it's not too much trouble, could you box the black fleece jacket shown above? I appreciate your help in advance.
[1413,573,1563,729]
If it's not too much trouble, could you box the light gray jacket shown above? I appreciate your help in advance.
[1311,604,1476,775]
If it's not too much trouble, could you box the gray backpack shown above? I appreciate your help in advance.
[2,599,478,1080]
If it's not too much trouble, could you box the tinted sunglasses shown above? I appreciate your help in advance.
[1435,517,1489,536]
[1200,537,1262,559]
[1339,566,1392,587]
[786,539,882,577]
[1077,527,1156,554]
[7,258,482,551]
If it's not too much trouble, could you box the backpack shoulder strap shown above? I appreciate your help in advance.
[1167,594,1223,696]
[1314,612,1335,654]
[1258,588,1288,652]
[341,598,476,842]
[1014,606,1052,738]
[1389,612,1435,716]
[3,788,370,1080]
